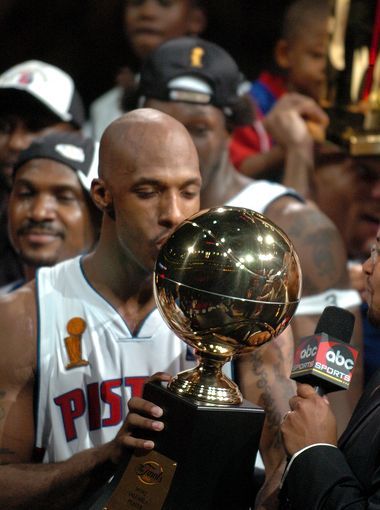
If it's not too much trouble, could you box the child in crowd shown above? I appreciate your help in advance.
[230,0,331,180]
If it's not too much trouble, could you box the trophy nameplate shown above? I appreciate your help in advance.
[104,449,177,510]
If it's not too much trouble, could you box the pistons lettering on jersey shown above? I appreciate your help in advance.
[54,376,147,442]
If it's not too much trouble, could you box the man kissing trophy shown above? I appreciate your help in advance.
[98,206,301,510]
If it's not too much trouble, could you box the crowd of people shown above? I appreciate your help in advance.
[0,0,379,508]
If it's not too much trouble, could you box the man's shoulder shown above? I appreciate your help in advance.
[0,278,25,295]
[0,280,36,315]
[0,282,37,355]
[36,256,81,281]
[267,197,337,234]
[267,197,350,298]
[228,179,300,213]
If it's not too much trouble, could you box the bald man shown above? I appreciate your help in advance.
[0,109,203,508]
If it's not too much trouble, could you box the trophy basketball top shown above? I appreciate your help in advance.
[154,206,302,359]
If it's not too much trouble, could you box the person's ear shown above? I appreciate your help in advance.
[91,178,115,219]
[274,39,291,70]
[187,6,207,35]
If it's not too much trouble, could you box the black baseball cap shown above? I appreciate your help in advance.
[14,132,98,192]
[138,37,246,113]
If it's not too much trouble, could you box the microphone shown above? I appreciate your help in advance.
[290,305,359,395]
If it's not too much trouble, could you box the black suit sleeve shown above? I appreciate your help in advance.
[280,445,380,509]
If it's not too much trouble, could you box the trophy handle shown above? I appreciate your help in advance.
[168,353,243,405]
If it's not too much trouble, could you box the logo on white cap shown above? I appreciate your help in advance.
[55,144,85,163]
[0,60,74,122]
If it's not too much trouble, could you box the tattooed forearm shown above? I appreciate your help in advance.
[250,343,294,449]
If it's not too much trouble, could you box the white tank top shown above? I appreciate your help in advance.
[226,180,299,211]
[35,256,193,462]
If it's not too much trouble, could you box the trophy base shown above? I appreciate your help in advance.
[169,366,243,405]
[95,381,265,510]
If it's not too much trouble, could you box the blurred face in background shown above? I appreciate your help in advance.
[124,0,206,60]
[275,19,329,101]
[0,108,73,191]
[144,98,229,189]
[313,154,380,260]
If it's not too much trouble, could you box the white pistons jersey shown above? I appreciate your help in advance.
[35,256,194,462]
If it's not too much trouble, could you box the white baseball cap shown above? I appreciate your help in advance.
[0,60,85,128]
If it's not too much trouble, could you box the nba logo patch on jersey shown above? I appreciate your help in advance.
[64,317,90,369]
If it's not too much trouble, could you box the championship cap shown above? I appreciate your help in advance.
[138,37,246,114]
[13,132,98,192]
[0,60,85,128]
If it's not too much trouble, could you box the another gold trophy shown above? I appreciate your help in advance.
[100,206,301,510]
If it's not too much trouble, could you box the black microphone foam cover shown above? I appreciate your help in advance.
[314,305,355,342]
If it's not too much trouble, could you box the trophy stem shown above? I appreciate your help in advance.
[168,353,243,405]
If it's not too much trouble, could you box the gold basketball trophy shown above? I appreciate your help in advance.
[98,207,301,510]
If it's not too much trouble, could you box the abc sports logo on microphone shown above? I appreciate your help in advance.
[291,333,359,392]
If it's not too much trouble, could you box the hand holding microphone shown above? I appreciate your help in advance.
[281,306,358,456]
[281,383,338,457]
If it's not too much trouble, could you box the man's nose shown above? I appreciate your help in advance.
[29,194,56,222]
[158,193,184,228]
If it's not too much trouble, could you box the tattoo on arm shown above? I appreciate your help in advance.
[250,344,294,449]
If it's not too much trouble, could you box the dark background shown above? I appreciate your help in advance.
[0,0,292,111]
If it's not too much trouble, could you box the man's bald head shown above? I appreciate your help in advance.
[91,108,202,271]
[98,108,199,183]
